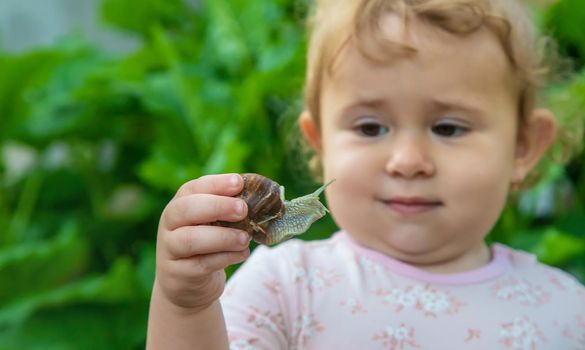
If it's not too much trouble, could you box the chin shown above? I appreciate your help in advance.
[383,236,448,262]
[347,231,441,266]
[386,231,438,251]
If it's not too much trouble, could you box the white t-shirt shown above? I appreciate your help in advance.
[221,231,585,349]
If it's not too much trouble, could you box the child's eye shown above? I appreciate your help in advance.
[355,122,389,137]
[432,122,469,137]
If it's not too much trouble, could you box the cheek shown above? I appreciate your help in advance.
[322,149,375,202]
[445,142,515,219]
[321,134,376,179]
[325,181,378,240]
[320,145,380,230]
[453,154,513,190]
[451,131,517,180]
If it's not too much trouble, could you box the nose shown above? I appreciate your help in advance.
[385,135,435,179]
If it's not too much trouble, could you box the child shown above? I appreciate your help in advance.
[147,0,585,349]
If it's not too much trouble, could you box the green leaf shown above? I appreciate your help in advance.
[203,126,250,174]
[149,27,210,154]
[0,258,147,329]
[0,303,148,350]
[0,222,89,305]
[545,0,585,62]
[533,227,585,266]
[23,54,110,140]
[203,0,252,75]
[101,0,190,37]
[138,147,202,191]
[0,51,67,139]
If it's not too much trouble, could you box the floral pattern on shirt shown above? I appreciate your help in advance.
[559,314,585,348]
[247,306,286,335]
[548,273,575,291]
[263,279,282,295]
[464,328,481,342]
[499,316,546,350]
[229,337,261,350]
[339,297,367,315]
[543,268,584,295]
[293,265,343,292]
[292,312,324,349]
[357,255,384,274]
[375,284,463,317]
[492,278,550,306]
[372,323,420,349]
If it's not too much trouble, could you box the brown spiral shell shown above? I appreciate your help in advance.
[212,173,285,244]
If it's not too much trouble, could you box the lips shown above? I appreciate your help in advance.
[384,197,443,215]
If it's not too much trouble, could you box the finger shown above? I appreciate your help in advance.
[192,249,251,275]
[170,249,251,277]
[162,193,248,230]
[175,173,243,199]
[164,226,250,258]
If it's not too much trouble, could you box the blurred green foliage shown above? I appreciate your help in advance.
[0,0,583,348]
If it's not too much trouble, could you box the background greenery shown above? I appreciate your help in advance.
[0,0,583,348]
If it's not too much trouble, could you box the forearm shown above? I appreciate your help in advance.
[146,282,229,350]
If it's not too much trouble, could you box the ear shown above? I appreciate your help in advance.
[512,108,557,183]
[298,111,323,153]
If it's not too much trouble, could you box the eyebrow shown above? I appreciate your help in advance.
[429,97,484,115]
[340,96,484,115]
[339,97,388,114]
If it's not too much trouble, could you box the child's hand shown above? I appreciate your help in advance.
[154,173,250,312]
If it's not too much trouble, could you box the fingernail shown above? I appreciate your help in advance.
[230,174,240,188]
[235,200,245,216]
[239,232,249,245]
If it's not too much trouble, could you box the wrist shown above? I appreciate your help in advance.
[147,281,229,350]
[152,278,216,316]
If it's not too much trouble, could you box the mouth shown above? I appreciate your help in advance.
[383,197,443,215]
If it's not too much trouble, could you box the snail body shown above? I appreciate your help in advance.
[261,184,332,244]
[213,174,333,245]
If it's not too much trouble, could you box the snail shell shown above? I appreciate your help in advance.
[213,173,286,244]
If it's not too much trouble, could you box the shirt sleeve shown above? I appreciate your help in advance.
[220,245,293,350]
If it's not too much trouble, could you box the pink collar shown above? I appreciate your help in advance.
[336,231,512,285]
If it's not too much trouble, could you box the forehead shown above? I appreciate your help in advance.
[324,13,518,107]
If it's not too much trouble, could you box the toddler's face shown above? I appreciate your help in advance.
[305,15,527,272]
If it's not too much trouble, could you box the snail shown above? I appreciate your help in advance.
[213,173,334,245]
